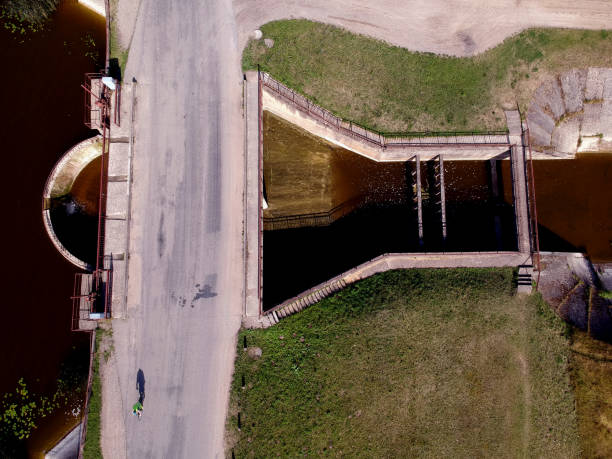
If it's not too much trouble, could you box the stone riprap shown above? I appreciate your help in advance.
[528,68,612,155]
[539,253,612,342]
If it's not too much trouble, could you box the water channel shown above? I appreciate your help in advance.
[263,112,612,309]
[0,2,105,455]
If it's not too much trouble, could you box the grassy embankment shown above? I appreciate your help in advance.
[109,0,128,75]
[227,268,581,457]
[82,327,110,459]
[569,329,612,458]
[243,20,612,132]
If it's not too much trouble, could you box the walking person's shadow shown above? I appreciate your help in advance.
[136,369,146,405]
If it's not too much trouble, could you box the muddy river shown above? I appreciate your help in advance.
[0,1,105,455]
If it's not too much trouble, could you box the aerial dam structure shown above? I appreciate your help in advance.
[244,71,536,327]
[46,68,609,331]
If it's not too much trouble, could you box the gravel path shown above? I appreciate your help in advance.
[234,0,612,56]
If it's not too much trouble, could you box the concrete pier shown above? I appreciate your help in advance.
[505,110,531,254]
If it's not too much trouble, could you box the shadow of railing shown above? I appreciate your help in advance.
[264,195,365,231]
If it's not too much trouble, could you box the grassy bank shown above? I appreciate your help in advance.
[0,0,58,24]
[244,20,612,132]
[109,0,128,76]
[569,329,612,457]
[82,329,103,459]
[227,268,579,457]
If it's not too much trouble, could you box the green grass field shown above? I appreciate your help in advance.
[226,268,580,457]
[243,21,612,132]
[569,329,612,458]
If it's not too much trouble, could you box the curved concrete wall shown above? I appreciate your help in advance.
[44,136,102,199]
[78,0,105,16]
[42,136,102,270]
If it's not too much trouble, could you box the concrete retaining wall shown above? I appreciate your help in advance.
[44,136,102,199]
[263,88,512,161]
[244,251,532,328]
[78,0,105,16]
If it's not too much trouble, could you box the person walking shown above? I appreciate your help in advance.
[132,401,143,419]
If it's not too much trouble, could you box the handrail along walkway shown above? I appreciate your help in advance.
[261,73,511,147]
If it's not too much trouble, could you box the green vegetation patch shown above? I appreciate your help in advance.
[0,0,58,25]
[109,0,129,76]
[83,329,103,459]
[243,21,612,132]
[569,329,612,457]
[227,268,579,457]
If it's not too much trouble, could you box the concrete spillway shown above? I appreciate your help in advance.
[42,135,102,269]
[244,71,534,323]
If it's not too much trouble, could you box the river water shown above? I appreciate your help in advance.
[263,112,612,309]
[0,1,105,455]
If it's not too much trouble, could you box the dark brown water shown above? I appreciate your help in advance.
[0,1,105,455]
[50,155,101,265]
[531,154,612,262]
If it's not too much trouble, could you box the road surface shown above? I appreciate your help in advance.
[111,0,244,457]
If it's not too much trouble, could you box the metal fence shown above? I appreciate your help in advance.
[71,270,112,332]
[83,73,104,129]
[264,195,364,231]
[260,72,511,147]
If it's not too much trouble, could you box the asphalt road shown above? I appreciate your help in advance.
[114,0,244,457]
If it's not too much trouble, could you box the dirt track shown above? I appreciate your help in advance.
[233,0,612,56]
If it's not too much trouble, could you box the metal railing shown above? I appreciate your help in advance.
[524,124,541,287]
[71,270,112,332]
[261,73,511,147]
[83,73,104,129]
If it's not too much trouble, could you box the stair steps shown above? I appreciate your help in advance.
[264,279,348,324]
[517,265,533,294]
